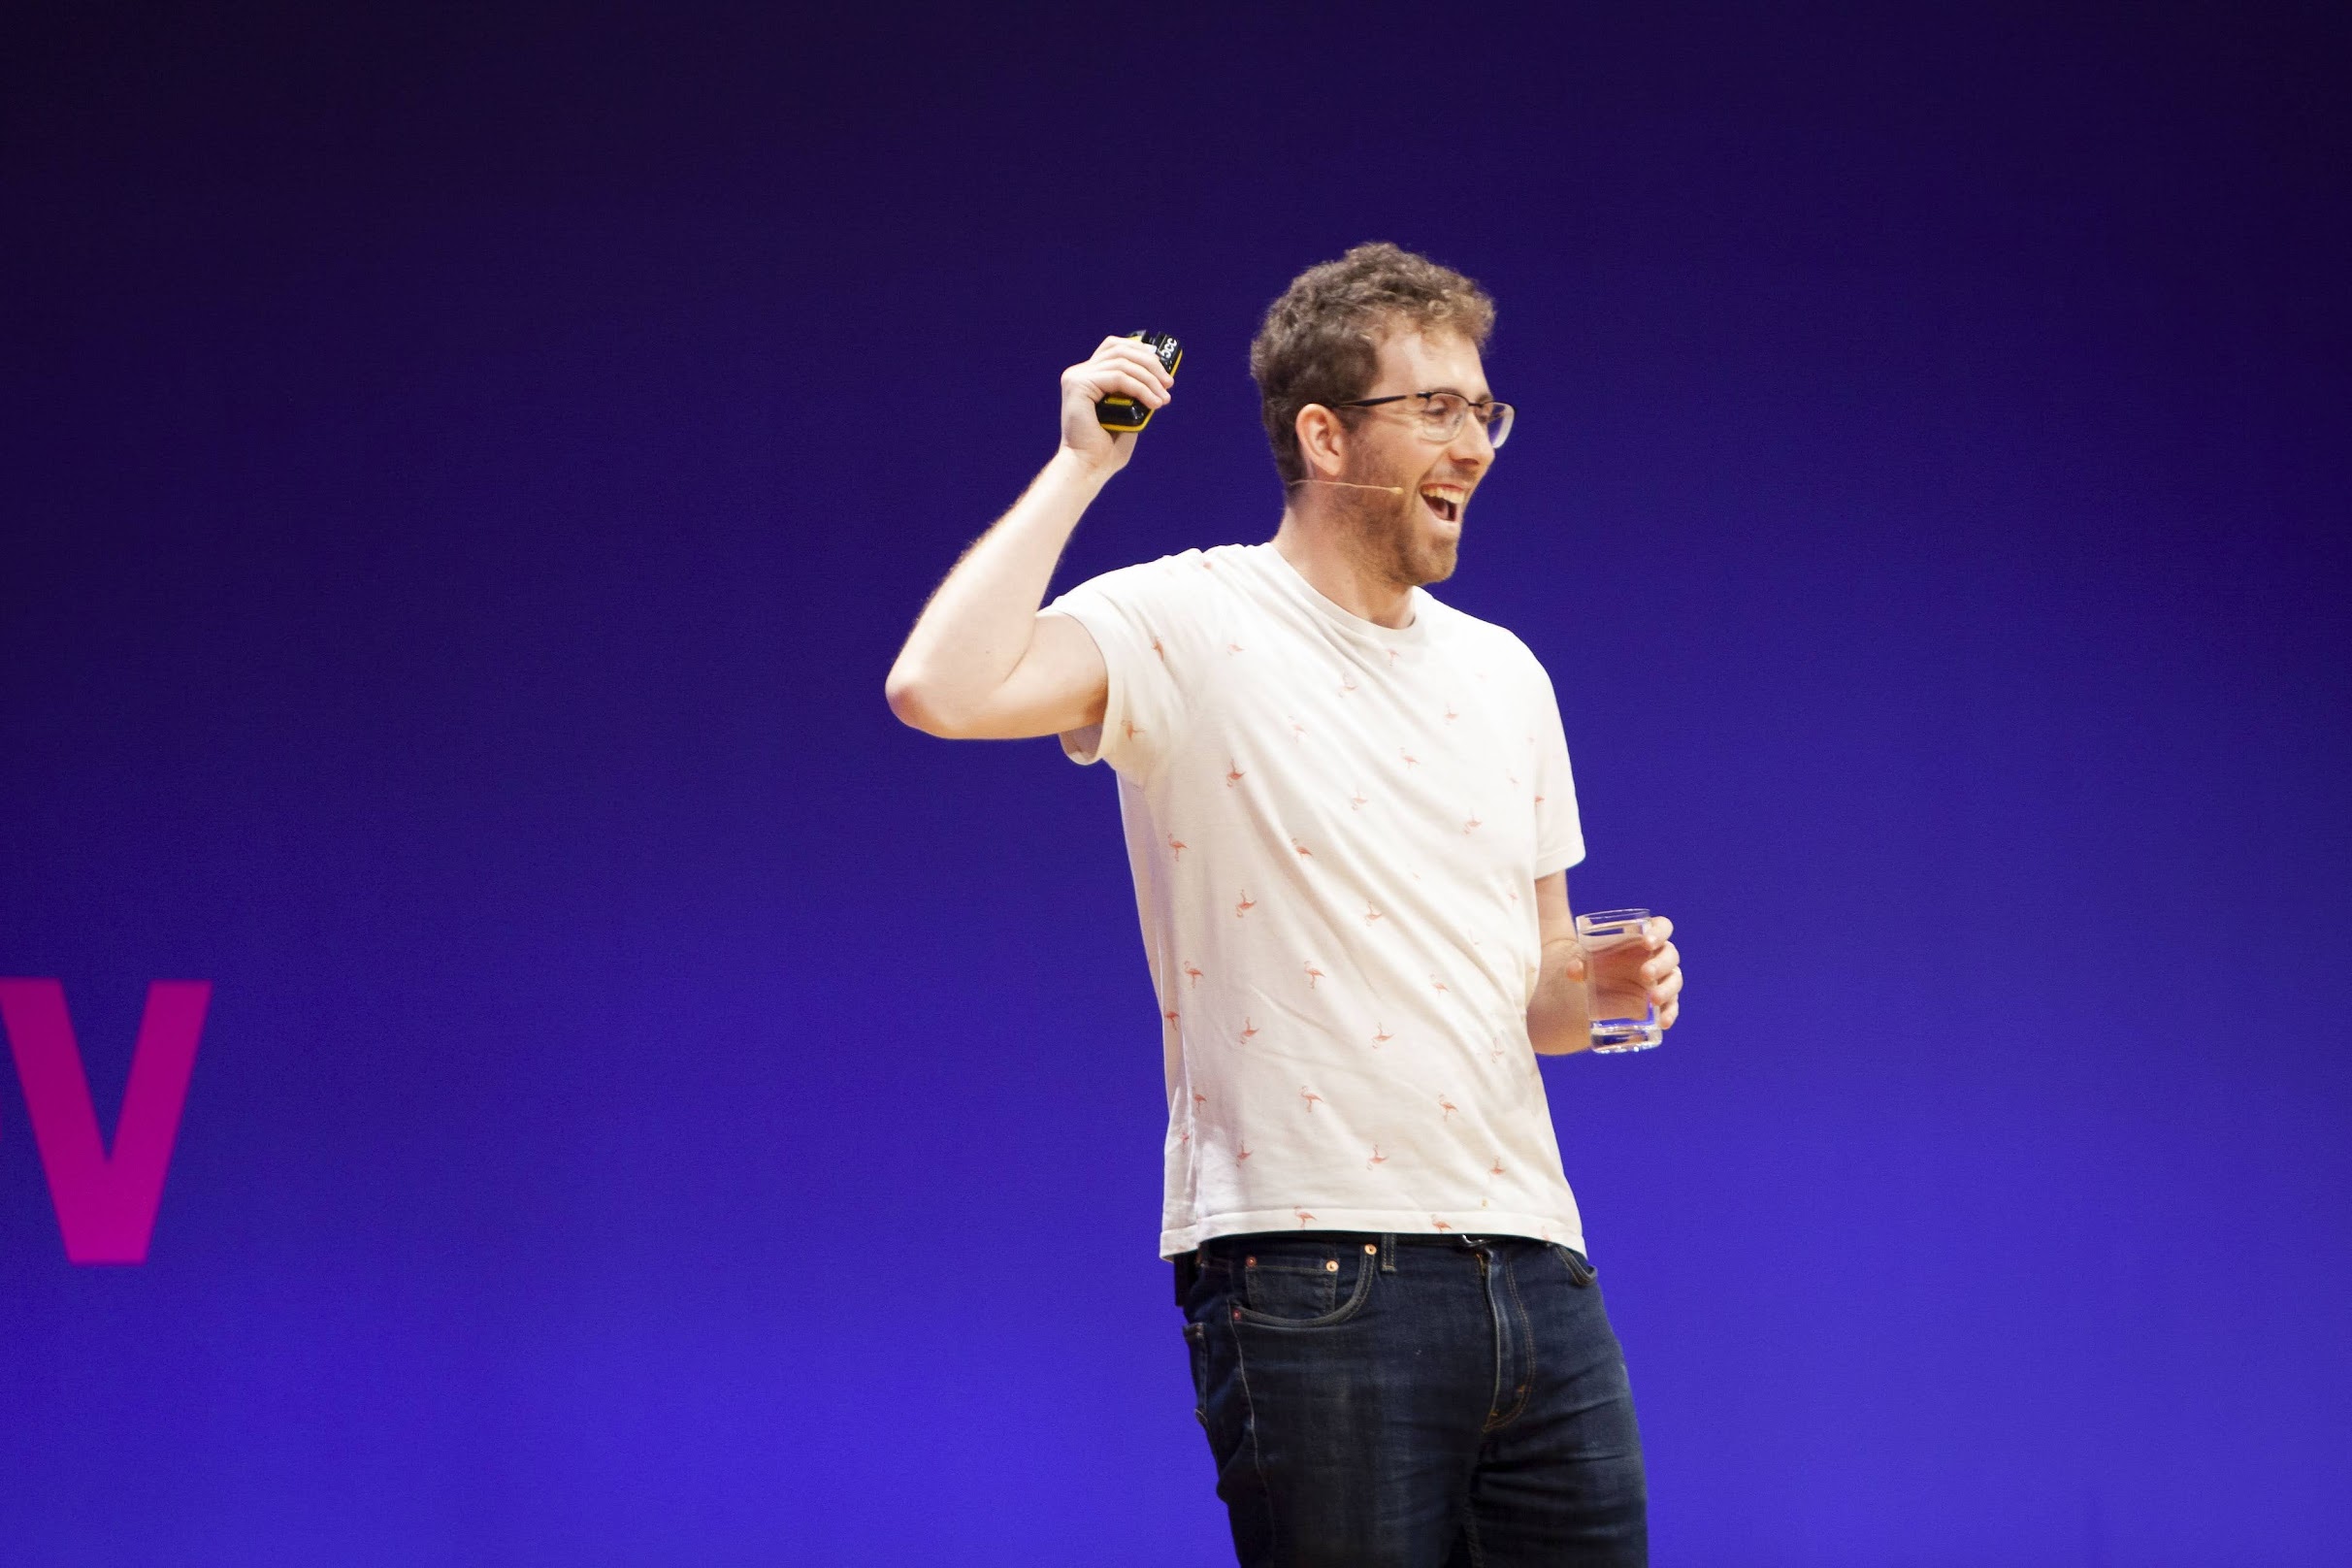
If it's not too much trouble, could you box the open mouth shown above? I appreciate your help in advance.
[1419,486,1464,523]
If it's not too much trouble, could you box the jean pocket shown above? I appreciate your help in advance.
[1232,1239,1376,1327]
[1552,1243,1596,1288]
[1182,1321,1209,1427]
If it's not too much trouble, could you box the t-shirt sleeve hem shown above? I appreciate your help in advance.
[1040,605,1127,769]
[1533,838,1586,878]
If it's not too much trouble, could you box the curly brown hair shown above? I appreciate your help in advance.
[1249,243,1496,485]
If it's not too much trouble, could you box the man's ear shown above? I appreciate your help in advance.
[1294,403,1347,478]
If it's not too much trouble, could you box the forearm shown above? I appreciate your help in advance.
[886,449,1112,726]
[1525,935,1591,1056]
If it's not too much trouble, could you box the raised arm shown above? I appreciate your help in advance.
[884,337,1176,740]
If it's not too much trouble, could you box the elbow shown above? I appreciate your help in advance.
[885,669,960,737]
[884,670,936,734]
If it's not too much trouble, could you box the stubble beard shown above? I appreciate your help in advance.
[1333,469,1459,590]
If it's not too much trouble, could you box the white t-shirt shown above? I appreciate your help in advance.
[1047,541,1589,1258]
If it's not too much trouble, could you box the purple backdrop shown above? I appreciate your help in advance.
[4,5,2348,1563]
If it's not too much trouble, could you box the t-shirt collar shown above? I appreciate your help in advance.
[1252,541,1431,648]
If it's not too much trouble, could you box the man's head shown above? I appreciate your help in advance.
[1251,243,1501,588]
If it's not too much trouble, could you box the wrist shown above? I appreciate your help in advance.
[1047,443,1124,490]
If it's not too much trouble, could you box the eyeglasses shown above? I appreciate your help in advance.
[1328,390,1515,449]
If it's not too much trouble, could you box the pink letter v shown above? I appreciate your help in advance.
[0,979,210,1263]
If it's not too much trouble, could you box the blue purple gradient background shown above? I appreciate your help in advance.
[4,5,2347,1563]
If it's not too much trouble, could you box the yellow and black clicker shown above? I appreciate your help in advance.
[1096,331,1182,433]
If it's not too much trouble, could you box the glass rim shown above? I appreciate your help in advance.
[1574,906,1650,928]
[1326,390,1515,448]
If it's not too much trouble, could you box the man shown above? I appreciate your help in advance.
[886,243,1682,1567]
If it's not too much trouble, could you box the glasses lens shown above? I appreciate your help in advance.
[1418,392,1467,441]
[1485,402,1514,448]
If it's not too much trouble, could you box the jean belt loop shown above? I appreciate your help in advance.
[1380,1232,1396,1273]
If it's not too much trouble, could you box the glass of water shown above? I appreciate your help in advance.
[1578,907,1661,1053]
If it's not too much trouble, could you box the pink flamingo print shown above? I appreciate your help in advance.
[1290,718,1307,740]
[1192,1091,1208,1111]
[1303,962,1325,990]
[1370,1022,1393,1048]
[1399,749,1420,769]
[1300,1086,1323,1113]
[1167,833,1188,859]
[1387,647,1401,667]
[1234,890,1257,919]
[1235,1145,1253,1163]
[1290,835,1313,859]
[1438,1094,1458,1121]
[1238,1017,1260,1045]
[1350,789,1368,810]
[1489,1158,1506,1178]
[1151,636,1166,662]
[1123,717,1145,741]
[1430,973,1450,995]
[1534,794,1547,806]
[1227,640,1245,655]
[1507,888,1520,905]
[1363,903,1384,927]
[1182,962,1204,988]
[1339,673,1357,696]
[1294,1208,1316,1228]
[1462,813,1482,833]
[1225,761,1246,788]
[1430,1217,1454,1232]
[1506,770,1519,790]
[1366,1144,1388,1170]
[1163,1008,1179,1026]
[1444,702,1459,723]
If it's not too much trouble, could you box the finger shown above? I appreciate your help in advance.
[1639,941,1679,983]
[1071,365,1169,408]
[1650,965,1683,1006]
[1100,339,1176,391]
[1644,915,1674,948]
[1659,996,1680,1029]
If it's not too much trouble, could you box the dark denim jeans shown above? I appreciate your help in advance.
[1176,1231,1647,1567]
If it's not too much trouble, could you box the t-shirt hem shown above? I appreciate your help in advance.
[1160,1207,1585,1259]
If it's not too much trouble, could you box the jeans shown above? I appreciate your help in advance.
[1175,1231,1648,1567]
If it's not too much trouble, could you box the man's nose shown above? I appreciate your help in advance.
[1447,417,1496,469]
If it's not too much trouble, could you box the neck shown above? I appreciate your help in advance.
[1270,504,1418,630]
